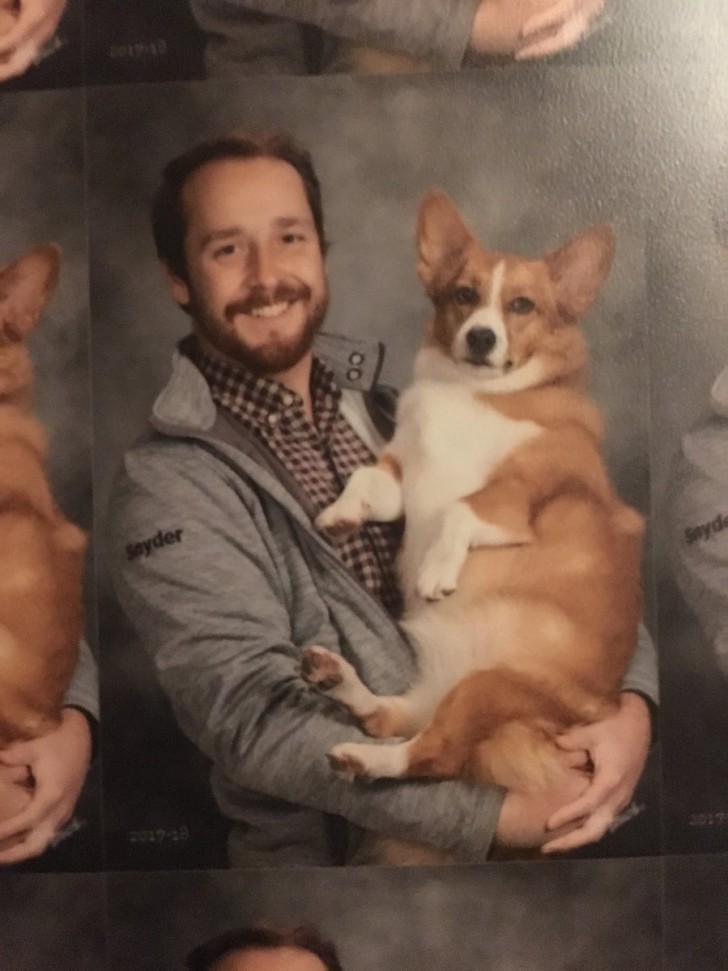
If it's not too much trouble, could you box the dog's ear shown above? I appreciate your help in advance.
[542,225,615,320]
[0,244,62,342]
[417,191,475,297]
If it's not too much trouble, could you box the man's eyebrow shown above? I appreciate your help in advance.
[198,227,245,250]
[275,216,314,230]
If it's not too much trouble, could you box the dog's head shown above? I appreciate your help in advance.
[415,191,614,391]
[0,245,61,407]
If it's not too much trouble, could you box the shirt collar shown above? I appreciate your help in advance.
[181,334,342,433]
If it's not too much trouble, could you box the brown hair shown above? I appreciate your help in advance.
[185,924,344,971]
[151,131,328,281]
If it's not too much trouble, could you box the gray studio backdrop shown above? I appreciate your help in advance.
[106,858,662,971]
[87,65,660,867]
[0,873,106,971]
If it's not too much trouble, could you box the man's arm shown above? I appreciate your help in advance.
[191,0,481,69]
[108,444,504,861]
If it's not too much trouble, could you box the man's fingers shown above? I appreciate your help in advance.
[521,0,576,38]
[542,807,613,853]
[0,824,55,866]
[546,771,619,831]
[516,13,590,59]
[0,40,39,79]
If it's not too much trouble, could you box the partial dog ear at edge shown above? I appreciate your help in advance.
[0,244,62,340]
[543,224,615,319]
[416,190,475,296]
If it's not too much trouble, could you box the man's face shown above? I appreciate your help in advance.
[213,945,329,971]
[168,156,328,375]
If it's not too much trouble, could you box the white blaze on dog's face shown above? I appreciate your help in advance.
[414,191,615,390]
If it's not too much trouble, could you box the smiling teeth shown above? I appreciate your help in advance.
[250,301,291,318]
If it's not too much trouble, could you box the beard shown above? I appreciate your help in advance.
[190,279,329,376]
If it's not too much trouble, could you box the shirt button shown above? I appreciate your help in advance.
[347,368,362,382]
[349,352,364,365]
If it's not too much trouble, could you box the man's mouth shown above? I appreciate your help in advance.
[249,301,293,319]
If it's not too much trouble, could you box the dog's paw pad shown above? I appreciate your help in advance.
[328,745,368,782]
[301,646,344,691]
[315,499,369,538]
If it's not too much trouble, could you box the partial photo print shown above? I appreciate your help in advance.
[88,66,659,872]
[0,872,106,970]
[106,858,662,971]
[0,88,100,873]
[647,67,728,856]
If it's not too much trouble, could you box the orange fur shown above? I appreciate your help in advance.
[0,245,86,822]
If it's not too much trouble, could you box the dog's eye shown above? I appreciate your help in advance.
[453,285,478,305]
[508,296,535,315]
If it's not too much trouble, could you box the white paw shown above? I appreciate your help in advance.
[300,645,345,693]
[328,742,408,781]
[315,496,369,537]
[415,550,461,602]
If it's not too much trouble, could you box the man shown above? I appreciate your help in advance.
[0,644,96,864]
[186,925,344,971]
[189,0,605,76]
[108,130,657,866]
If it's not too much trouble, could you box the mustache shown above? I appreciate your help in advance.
[225,283,310,320]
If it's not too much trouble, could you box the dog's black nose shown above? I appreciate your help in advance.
[466,327,496,360]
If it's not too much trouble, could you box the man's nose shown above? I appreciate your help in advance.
[246,242,279,288]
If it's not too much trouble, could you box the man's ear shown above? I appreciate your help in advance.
[417,191,474,298]
[162,262,191,309]
[0,244,61,342]
[542,225,615,319]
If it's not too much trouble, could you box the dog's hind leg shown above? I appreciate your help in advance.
[328,667,579,786]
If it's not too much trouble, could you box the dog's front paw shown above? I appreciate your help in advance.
[301,645,345,693]
[415,554,460,602]
[315,496,369,538]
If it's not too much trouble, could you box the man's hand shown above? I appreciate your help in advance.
[541,692,652,853]
[0,0,67,82]
[0,707,92,865]
[470,0,603,59]
[494,750,591,850]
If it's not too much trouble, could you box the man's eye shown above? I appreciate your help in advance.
[508,296,535,314]
[453,285,478,305]
[282,232,305,244]
[214,244,239,259]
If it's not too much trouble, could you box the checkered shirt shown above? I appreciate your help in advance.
[184,337,403,617]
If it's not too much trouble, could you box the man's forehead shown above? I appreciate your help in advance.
[182,156,313,228]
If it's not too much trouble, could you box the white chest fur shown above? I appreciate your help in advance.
[392,380,541,593]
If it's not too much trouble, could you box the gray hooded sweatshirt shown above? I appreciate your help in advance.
[108,337,658,866]
[667,366,728,673]
[188,0,482,75]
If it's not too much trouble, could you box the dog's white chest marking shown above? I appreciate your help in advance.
[392,381,540,592]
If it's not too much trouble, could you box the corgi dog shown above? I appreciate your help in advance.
[0,245,86,823]
[302,192,643,831]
